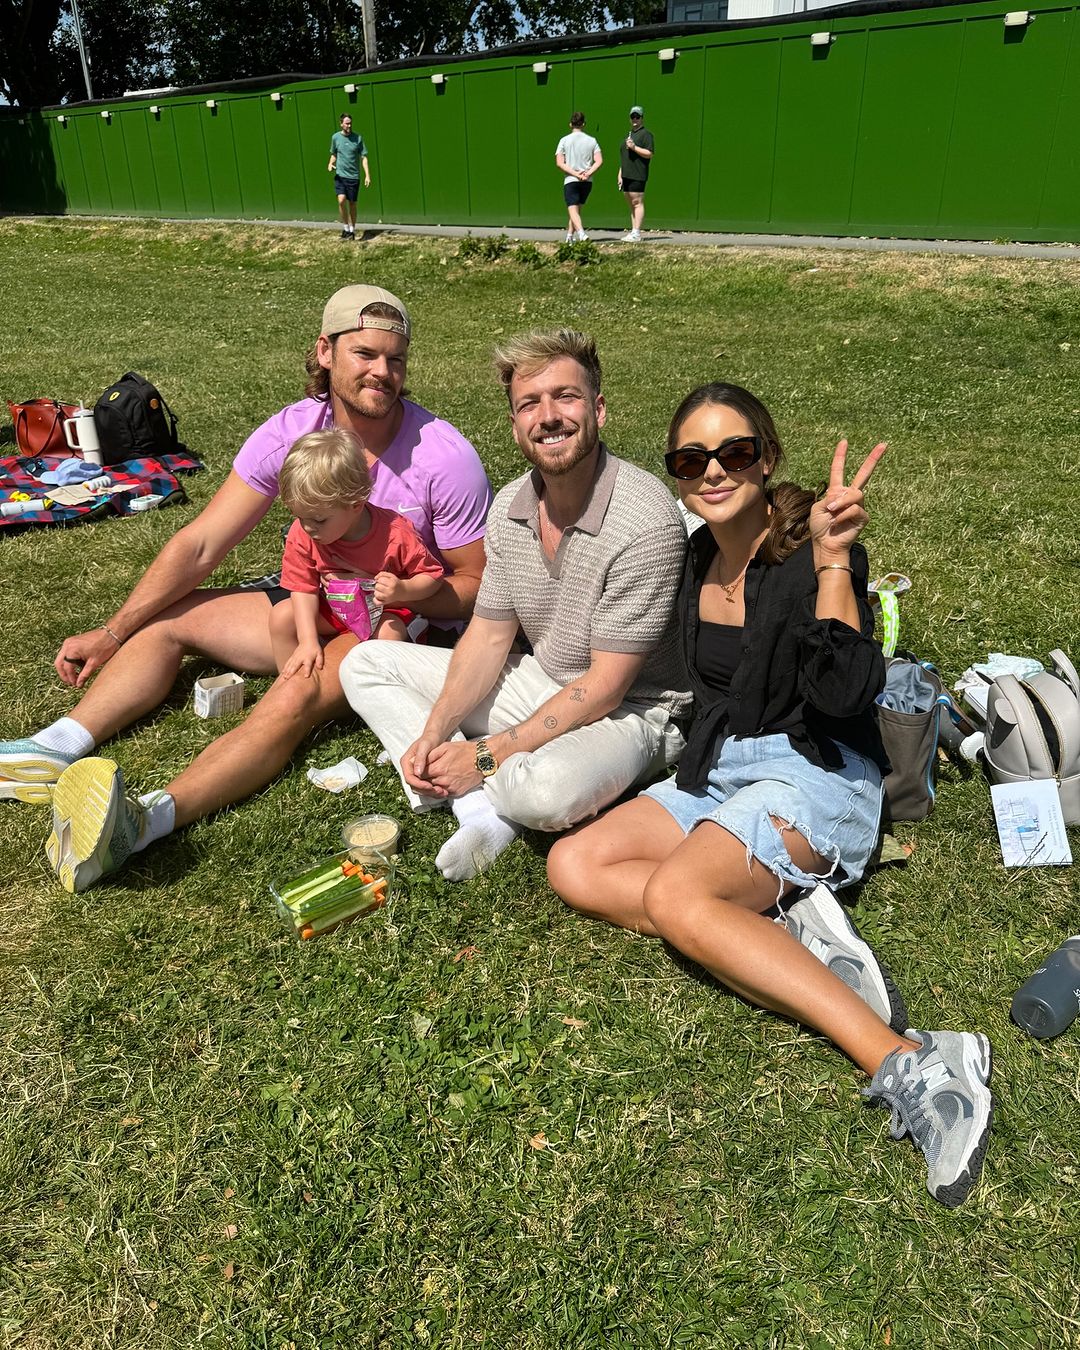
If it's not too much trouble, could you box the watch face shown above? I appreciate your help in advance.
[476,751,497,775]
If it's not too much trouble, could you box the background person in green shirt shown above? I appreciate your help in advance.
[618,105,654,243]
[328,113,371,240]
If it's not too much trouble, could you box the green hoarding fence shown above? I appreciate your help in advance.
[2,0,1079,242]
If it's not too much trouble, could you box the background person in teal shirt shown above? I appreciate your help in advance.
[328,113,371,240]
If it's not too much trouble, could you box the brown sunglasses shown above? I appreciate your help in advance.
[664,435,764,480]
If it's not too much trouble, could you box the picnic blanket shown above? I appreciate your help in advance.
[0,451,205,533]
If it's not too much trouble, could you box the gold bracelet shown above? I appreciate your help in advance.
[102,624,124,647]
[815,564,854,576]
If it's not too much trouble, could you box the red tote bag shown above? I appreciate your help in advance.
[7,398,81,457]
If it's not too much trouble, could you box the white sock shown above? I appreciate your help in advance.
[34,717,95,759]
[435,788,519,882]
[134,791,176,852]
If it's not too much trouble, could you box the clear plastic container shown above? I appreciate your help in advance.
[271,847,395,941]
[341,813,401,866]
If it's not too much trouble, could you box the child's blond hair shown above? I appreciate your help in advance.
[278,428,371,512]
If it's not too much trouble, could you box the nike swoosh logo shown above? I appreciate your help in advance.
[396,503,422,513]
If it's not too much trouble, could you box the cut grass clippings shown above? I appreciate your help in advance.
[0,218,1078,1349]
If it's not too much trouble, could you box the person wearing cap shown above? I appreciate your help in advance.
[618,106,654,243]
[328,113,370,240]
[2,286,493,895]
[340,327,688,883]
[555,112,603,244]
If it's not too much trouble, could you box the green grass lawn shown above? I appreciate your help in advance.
[1,219,1078,1349]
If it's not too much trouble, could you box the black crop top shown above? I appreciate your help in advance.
[696,621,743,695]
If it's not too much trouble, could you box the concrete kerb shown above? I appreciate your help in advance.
[9,215,1080,260]
[337,222,1080,261]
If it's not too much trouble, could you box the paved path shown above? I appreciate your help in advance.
[302,218,1080,261]
[18,214,1080,260]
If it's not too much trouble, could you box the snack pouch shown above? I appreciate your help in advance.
[323,575,381,641]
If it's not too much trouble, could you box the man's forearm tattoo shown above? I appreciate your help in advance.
[569,686,586,703]
[508,726,519,742]
[544,715,558,729]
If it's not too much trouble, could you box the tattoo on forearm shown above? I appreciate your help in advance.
[544,716,558,729]
[508,727,519,742]
[569,686,586,703]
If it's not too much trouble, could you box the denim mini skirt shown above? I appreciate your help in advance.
[642,732,883,898]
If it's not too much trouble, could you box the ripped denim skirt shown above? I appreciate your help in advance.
[642,732,883,897]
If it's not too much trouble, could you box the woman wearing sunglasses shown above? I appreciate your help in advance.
[547,381,993,1208]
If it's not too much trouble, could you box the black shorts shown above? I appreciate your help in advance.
[334,175,359,202]
[563,180,593,207]
[622,179,647,196]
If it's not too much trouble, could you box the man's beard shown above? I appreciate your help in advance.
[332,374,398,421]
[517,421,599,477]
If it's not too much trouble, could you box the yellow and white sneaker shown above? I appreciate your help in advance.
[45,757,145,892]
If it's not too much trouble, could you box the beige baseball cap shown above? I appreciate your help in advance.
[321,285,412,342]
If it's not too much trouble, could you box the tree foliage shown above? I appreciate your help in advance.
[0,0,66,105]
[0,0,665,107]
[380,0,665,58]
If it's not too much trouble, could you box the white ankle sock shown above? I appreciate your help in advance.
[435,789,519,881]
[134,791,176,852]
[34,717,95,759]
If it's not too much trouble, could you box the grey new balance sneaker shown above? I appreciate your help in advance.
[864,1029,994,1208]
[781,884,909,1033]
[45,757,146,893]
[0,737,79,804]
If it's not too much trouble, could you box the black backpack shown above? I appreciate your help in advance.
[93,372,184,465]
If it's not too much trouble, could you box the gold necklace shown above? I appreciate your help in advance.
[715,555,750,603]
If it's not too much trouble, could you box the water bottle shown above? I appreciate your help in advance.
[1011,937,1080,1039]
[62,403,103,466]
[1,498,49,517]
[935,693,977,753]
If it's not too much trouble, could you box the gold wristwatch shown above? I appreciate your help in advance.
[474,738,498,777]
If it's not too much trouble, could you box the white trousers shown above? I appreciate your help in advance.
[340,643,685,833]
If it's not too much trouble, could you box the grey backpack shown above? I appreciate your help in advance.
[983,650,1080,825]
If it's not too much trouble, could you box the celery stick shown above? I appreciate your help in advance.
[281,862,349,905]
[281,858,342,894]
[294,877,378,919]
[303,894,384,936]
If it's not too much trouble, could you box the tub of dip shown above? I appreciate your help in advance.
[341,813,401,866]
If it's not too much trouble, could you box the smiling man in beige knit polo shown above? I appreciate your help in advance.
[340,327,690,880]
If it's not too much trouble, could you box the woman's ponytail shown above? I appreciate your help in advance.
[761,481,815,564]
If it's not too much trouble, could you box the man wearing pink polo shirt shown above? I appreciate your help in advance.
[0,285,493,892]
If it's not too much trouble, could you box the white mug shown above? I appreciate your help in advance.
[63,406,103,465]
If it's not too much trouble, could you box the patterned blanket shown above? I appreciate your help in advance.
[0,451,205,533]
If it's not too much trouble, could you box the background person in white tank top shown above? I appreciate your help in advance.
[555,112,603,243]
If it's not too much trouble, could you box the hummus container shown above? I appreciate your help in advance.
[341,812,401,865]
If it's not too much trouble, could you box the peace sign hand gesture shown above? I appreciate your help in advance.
[808,439,887,563]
